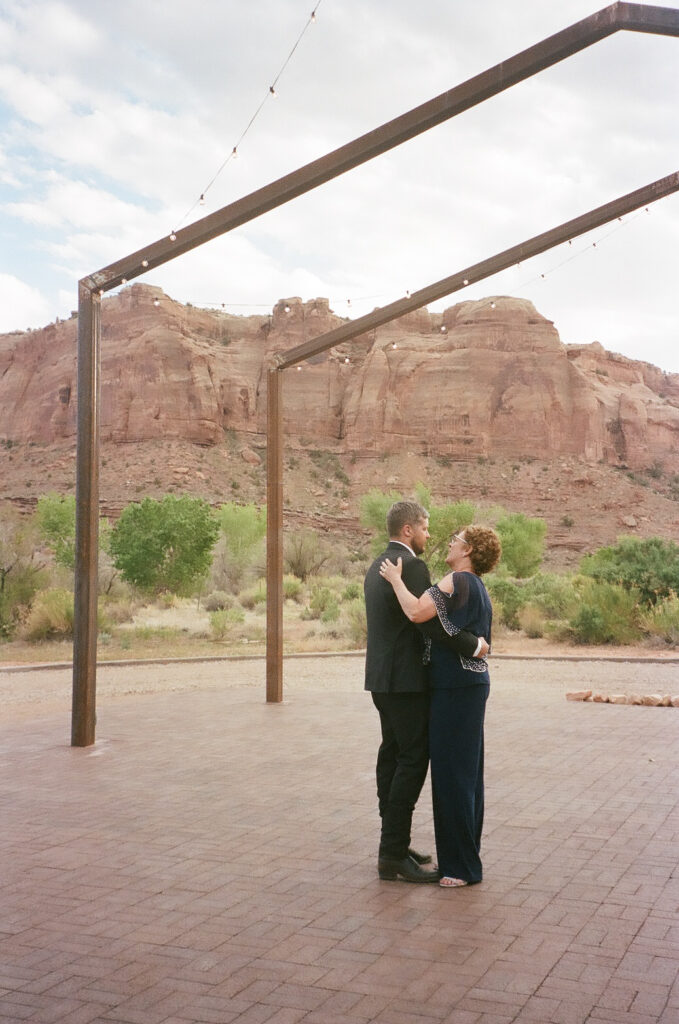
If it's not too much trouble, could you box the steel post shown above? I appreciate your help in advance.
[72,283,101,747]
[266,368,284,703]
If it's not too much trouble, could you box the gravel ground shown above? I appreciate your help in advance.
[1,653,678,718]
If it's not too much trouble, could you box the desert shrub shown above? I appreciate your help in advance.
[238,580,266,610]
[284,529,330,580]
[204,590,233,611]
[342,581,362,601]
[98,595,139,625]
[639,593,679,645]
[125,625,185,643]
[344,597,367,647]
[517,603,546,639]
[0,567,48,639]
[20,588,74,640]
[580,536,679,606]
[209,606,245,640]
[301,584,339,622]
[282,575,304,601]
[496,512,546,577]
[321,600,340,624]
[485,575,525,630]
[568,581,641,645]
[521,573,579,619]
[308,449,350,484]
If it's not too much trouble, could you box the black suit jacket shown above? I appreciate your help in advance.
[363,541,479,694]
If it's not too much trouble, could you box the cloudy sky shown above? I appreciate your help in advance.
[1,0,678,370]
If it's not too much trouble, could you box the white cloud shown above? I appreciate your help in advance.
[0,273,53,332]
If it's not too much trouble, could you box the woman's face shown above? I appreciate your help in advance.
[445,531,471,569]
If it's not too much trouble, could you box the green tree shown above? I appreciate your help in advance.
[0,504,45,637]
[359,488,401,554]
[36,493,118,592]
[110,495,219,594]
[580,536,679,606]
[496,512,546,577]
[36,493,76,569]
[212,502,266,592]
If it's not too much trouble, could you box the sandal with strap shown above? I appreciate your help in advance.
[439,876,468,888]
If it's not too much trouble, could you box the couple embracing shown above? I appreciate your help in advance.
[364,500,501,888]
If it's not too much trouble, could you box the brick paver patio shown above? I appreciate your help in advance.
[0,656,678,1024]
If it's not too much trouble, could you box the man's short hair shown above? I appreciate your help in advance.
[387,500,428,538]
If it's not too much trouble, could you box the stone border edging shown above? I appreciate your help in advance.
[567,689,679,706]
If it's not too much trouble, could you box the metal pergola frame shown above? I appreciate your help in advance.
[72,3,679,744]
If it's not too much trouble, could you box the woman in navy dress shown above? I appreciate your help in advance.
[380,525,501,888]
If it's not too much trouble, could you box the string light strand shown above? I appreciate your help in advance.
[186,197,669,315]
[173,3,323,232]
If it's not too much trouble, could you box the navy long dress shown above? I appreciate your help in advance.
[427,572,492,884]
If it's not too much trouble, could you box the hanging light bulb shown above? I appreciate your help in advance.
[121,278,127,285]
[440,325,447,333]
[391,342,398,349]
[169,232,177,241]
[592,242,597,249]
[284,304,291,313]
[310,8,317,21]
[153,298,160,307]
[463,279,469,286]
[232,147,238,159]
[490,301,496,309]
[344,356,350,364]
[297,365,302,372]
[142,259,149,268]
[405,290,410,298]
[269,85,277,98]
[199,194,206,205]
[347,298,351,307]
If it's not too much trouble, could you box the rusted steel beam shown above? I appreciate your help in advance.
[72,283,101,747]
[617,1,679,32]
[266,369,284,703]
[85,3,679,293]
[274,171,679,370]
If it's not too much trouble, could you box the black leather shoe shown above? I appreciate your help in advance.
[408,847,432,865]
[378,854,440,883]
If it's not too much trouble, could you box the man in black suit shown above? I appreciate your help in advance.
[364,500,487,883]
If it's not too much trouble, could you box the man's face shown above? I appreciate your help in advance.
[408,517,430,556]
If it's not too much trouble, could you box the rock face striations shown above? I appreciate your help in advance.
[1,284,678,473]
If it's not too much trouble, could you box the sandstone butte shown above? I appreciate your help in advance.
[1,283,678,474]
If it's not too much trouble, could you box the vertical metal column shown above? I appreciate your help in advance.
[71,282,101,746]
[266,367,284,702]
